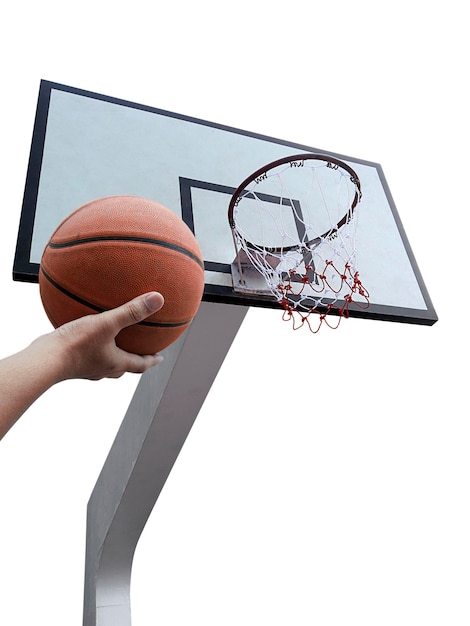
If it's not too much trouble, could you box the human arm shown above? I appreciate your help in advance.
[0,291,164,440]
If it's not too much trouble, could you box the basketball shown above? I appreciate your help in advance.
[39,196,205,355]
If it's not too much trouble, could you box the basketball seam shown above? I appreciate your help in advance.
[48,236,204,269]
[39,267,193,328]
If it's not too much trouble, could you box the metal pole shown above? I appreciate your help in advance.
[83,301,248,626]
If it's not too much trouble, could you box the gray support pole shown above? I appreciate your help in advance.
[83,301,248,626]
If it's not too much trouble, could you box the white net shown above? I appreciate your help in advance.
[229,154,370,332]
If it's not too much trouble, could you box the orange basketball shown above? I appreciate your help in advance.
[39,196,205,355]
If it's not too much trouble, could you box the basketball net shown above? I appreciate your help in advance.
[228,154,370,332]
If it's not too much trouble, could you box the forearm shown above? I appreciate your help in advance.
[0,335,65,439]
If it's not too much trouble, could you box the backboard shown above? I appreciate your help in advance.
[13,80,437,325]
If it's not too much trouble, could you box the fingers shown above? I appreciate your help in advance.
[123,353,165,375]
[106,292,165,332]
[84,347,165,380]
[50,293,167,382]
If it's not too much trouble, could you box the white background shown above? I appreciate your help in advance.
[0,2,468,625]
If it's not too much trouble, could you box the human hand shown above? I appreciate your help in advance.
[0,293,165,439]
[49,291,165,381]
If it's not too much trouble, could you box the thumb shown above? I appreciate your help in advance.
[107,292,165,332]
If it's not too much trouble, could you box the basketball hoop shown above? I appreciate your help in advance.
[228,153,370,332]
